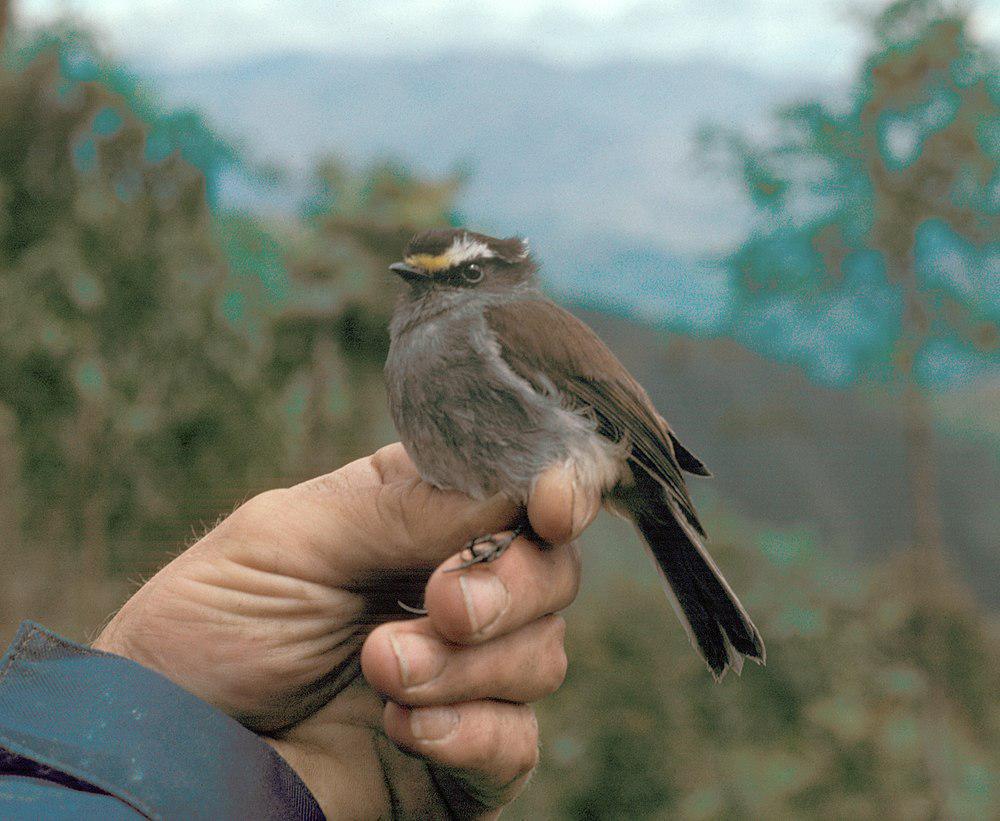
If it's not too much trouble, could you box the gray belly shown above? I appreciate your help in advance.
[386,316,591,501]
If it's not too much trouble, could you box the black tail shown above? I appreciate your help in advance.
[626,482,765,680]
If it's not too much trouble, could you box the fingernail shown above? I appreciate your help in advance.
[459,571,510,634]
[389,632,446,688]
[410,706,459,740]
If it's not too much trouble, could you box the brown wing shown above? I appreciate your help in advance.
[485,298,707,535]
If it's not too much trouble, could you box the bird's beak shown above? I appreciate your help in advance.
[389,261,429,281]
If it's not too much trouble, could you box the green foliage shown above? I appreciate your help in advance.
[701,0,992,610]
[705,0,998,389]
[8,25,240,206]
[519,525,1000,819]
[0,47,280,563]
[0,33,465,563]
[263,157,462,472]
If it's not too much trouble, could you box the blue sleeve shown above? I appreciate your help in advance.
[0,622,324,820]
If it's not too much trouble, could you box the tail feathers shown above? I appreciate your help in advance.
[632,494,764,680]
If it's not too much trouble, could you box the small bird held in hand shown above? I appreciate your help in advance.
[385,228,764,680]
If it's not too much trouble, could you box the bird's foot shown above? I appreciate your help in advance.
[447,526,524,571]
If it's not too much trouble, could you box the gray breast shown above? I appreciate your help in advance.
[385,304,587,501]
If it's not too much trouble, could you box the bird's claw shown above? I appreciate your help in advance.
[447,526,523,571]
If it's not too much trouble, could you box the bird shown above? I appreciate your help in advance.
[385,227,764,680]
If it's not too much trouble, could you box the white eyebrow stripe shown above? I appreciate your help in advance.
[446,235,495,265]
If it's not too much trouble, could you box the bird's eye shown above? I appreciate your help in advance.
[462,263,484,283]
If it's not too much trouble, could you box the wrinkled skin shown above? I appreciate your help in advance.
[94,444,599,818]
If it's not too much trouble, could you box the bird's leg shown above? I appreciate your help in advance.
[448,524,525,571]
[396,524,525,608]
[395,524,525,609]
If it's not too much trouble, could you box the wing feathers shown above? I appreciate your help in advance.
[484,297,706,532]
[670,432,712,476]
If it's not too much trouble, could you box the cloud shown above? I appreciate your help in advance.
[17,0,1000,79]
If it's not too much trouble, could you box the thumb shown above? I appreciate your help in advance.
[276,444,521,583]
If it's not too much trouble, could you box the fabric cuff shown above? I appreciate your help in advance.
[0,621,324,820]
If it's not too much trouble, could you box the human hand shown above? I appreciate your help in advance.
[93,443,599,818]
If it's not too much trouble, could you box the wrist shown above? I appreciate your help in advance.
[91,606,189,701]
[92,611,137,659]
[264,730,384,817]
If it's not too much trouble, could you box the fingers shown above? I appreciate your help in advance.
[424,538,581,644]
[361,615,567,706]
[355,466,583,814]
[360,537,578,809]
[382,700,539,809]
[528,460,601,544]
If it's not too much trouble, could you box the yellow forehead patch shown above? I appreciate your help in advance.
[405,252,455,273]
[405,236,495,272]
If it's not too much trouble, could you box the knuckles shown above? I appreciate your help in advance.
[424,568,479,643]
[539,616,569,696]
[225,488,291,537]
[483,706,539,780]
[519,712,542,776]
[360,615,568,706]
[359,625,399,696]
[247,487,290,514]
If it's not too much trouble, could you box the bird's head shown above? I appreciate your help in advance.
[390,228,535,293]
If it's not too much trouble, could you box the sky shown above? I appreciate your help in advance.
[19,0,1000,80]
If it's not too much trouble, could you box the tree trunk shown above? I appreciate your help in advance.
[902,380,947,583]
[895,384,956,820]
[889,237,947,592]
[891,252,955,818]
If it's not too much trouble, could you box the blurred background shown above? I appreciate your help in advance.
[1,0,997,816]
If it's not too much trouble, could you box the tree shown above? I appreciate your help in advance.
[698,2,998,814]
[10,24,241,208]
[518,520,1000,819]
[268,158,463,474]
[704,0,998,575]
[0,19,466,594]
[0,46,281,589]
